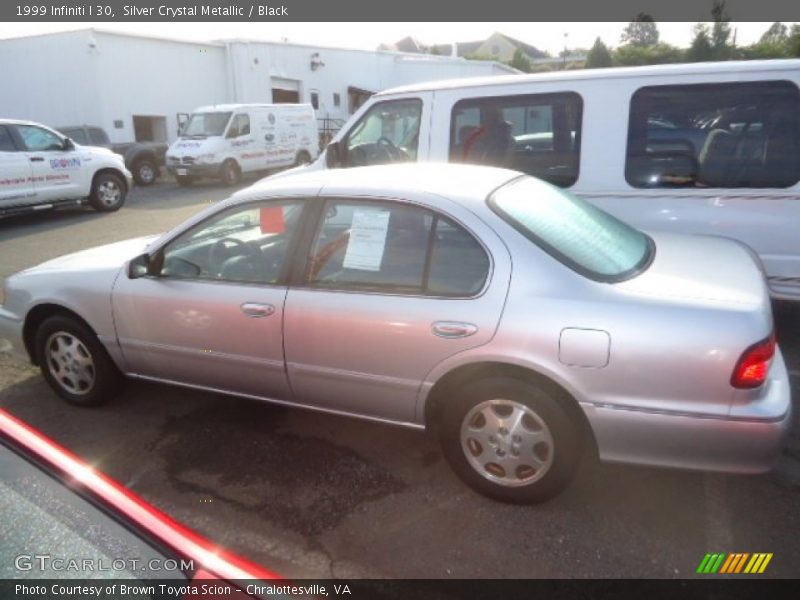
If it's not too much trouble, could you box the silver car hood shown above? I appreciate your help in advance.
[616,232,769,309]
[23,235,160,274]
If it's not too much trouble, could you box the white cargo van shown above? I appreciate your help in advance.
[311,60,800,301]
[166,103,318,186]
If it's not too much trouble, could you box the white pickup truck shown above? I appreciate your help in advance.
[0,119,132,218]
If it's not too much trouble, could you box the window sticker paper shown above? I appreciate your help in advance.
[342,208,391,271]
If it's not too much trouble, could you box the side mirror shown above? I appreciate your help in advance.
[128,252,159,279]
[326,141,343,168]
[63,138,75,151]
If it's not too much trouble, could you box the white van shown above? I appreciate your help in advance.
[311,60,800,301]
[166,103,318,186]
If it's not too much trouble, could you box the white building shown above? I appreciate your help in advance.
[0,29,515,144]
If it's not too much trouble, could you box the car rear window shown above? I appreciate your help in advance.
[489,176,653,282]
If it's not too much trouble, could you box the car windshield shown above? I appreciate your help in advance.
[490,176,653,281]
[182,112,232,137]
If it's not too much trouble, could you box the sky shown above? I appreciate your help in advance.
[0,22,794,55]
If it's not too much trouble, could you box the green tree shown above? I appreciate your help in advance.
[760,22,788,44]
[614,43,684,66]
[710,0,733,60]
[789,24,800,57]
[508,48,532,72]
[620,14,660,47]
[687,24,713,62]
[586,37,612,68]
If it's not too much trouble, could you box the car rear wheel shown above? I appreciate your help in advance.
[89,172,126,212]
[132,157,158,186]
[34,315,124,406]
[294,151,311,167]
[439,377,581,503]
[176,175,194,186]
[221,160,241,186]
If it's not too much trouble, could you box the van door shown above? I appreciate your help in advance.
[226,113,258,174]
[333,93,432,168]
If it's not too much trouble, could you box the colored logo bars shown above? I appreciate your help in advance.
[696,553,773,574]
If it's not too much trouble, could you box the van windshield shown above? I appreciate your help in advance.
[182,112,232,138]
[490,176,654,282]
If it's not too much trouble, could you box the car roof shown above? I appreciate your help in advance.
[236,163,522,205]
[378,58,800,96]
[0,118,42,126]
[192,103,312,112]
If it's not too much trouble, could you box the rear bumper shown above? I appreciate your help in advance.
[583,351,793,474]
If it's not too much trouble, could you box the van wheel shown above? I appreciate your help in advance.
[221,160,241,186]
[294,151,311,167]
[34,315,125,406]
[132,158,158,186]
[89,172,126,212]
[176,175,194,187]
[439,377,581,504]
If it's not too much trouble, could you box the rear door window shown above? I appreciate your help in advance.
[450,92,583,187]
[626,80,800,188]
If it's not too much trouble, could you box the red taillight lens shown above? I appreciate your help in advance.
[731,333,776,389]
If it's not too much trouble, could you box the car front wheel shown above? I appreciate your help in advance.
[89,172,126,212]
[439,376,582,503]
[34,315,124,406]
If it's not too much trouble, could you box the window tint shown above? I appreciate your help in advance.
[451,92,582,187]
[16,125,64,152]
[0,126,17,151]
[627,81,800,188]
[344,99,422,167]
[88,127,109,145]
[159,200,304,285]
[490,176,652,282]
[307,200,489,296]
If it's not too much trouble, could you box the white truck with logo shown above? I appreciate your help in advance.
[166,103,318,186]
[0,119,132,218]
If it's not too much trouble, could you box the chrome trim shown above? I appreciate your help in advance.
[580,400,788,424]
[287,362,418,391]
[126,373,426,430]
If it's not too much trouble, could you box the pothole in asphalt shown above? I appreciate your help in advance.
[154,399,406,536]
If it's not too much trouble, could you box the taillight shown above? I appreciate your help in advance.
[731,333,776,389]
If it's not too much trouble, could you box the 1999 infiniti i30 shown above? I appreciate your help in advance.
[0,164,791,502]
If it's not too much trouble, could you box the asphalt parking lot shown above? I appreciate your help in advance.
[1,179,798,579]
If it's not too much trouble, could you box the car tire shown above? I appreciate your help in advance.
[294,151,311,167]
[89,172,126,212]
[221,160,241,186]
[175,175,194,187]
[132,157,158,186]
[34,315,125,406]
[439,376,582,504]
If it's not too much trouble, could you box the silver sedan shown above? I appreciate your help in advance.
[0,164,792,503]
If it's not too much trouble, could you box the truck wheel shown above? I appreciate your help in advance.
[439,377,582,504]
[35,315,125,406]
[221,160,241,186]
[132,158,158,186]
[294,151,312,167]
[176,175,194,187]
[89,172,126,212]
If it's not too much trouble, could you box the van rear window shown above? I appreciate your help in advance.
[450,92,582,188]
[489,176,653,282]
[626,80,800,188]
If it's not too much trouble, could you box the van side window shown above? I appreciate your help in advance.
[0,126,16,151]
[227,114,250,138]
[450,92,582,188]
[343,99,422,167]
[626,81,800,188]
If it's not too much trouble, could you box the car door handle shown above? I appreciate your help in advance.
[431,321,478,339]
[29,156,44,162]
[240,302,275,318]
